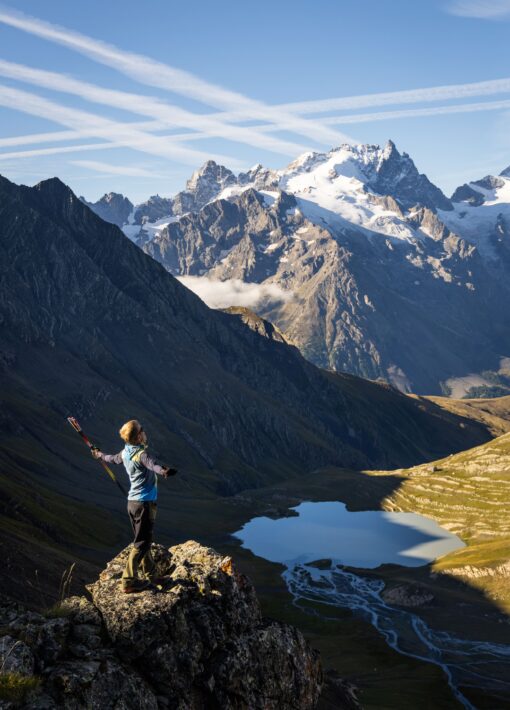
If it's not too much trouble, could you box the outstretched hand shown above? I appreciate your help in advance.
[161,467,178,478]
[91,447,102,459]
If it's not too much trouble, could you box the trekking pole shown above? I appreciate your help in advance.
[67,416,127,496]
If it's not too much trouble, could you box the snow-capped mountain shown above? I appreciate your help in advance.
[82,141,510,395]
[441,168,510,259]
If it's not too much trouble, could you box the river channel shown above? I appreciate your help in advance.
[234,501,510,709]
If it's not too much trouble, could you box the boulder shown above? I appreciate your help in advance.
[0,541,322,709]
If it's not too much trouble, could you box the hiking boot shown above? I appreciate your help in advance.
[122,579,154,594]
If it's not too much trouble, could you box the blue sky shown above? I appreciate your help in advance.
[0,0,509,203]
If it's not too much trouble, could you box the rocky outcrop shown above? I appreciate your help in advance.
[441,561,510,579]
[172,161,237,216]
[222,307,289,344]
[0,542,322,709]
[80,192,134,228]
[450,183,486,206]
[134,195,174,225]
[364,140,453,212]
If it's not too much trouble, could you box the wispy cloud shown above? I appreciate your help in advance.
[446,0,510,18]
[0,142,114,161]
[0,120,170,149]
[320,99,510,124]
[4,97,510,165]
[1,4,510,187]
[0,7,354,147]
[0,84,245,168]
[2,58,510,159]
[276,77,510,114]
[177,276,293,310]
[0,59,313,157]
[71,160,166,177]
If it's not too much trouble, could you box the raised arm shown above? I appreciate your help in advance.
[92,448,123,465]
[140,451,177,477]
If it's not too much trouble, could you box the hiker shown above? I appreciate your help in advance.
[91,419,177,593]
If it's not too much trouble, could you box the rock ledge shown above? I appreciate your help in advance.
[0,541,322,709]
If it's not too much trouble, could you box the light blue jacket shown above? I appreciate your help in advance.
[101,444,166,501]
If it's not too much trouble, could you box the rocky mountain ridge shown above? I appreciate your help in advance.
[1,171,491,494]
[0,171,495,605]
[81,141,510,394]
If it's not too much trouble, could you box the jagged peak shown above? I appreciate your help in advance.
[33,177,85,211]
[499,165,510,178]
[99,191,128,202]
[34,176,73,196]
[382,138,398,157]
[186,159,235,188]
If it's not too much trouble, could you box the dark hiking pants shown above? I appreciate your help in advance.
[122,501,157,587]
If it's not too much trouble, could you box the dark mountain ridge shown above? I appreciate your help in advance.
[0,173,490,504]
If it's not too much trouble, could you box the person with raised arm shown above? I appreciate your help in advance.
[92,419,177,593]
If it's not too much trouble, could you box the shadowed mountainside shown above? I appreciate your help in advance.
[421,394,510,437]
[2,172,510,708]
[0,171,500,607]
[0,173,493,498]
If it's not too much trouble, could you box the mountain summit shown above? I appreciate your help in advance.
[80,143,510,393]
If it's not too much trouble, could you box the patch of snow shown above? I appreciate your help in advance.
[364,294,375,310]
[440,175,510,259]
[216,184,251,201]
[260,190,279,206]
[499,356,510,374]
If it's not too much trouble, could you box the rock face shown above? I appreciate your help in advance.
[222,307,289,344]
[172,160,237,216]
[359,140,453,212]
[135,195,174,225]
[77,142,510,393]
[80,192,134,228]
[0,172,490,511]
[135,143,510,394]
[144,182,510,394]
[0,542,322,709]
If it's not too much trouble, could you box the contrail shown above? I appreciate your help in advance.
[0,6,354,147]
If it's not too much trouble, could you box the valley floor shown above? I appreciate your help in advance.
[3,433,509,708]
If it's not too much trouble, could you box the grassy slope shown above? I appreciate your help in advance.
[0,468,123,608]
[421,394,510,437]
[373,431,510,611]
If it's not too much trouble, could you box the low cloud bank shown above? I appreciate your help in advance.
[177,275,293,310]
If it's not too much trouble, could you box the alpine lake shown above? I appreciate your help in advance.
[231,501,509,710]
